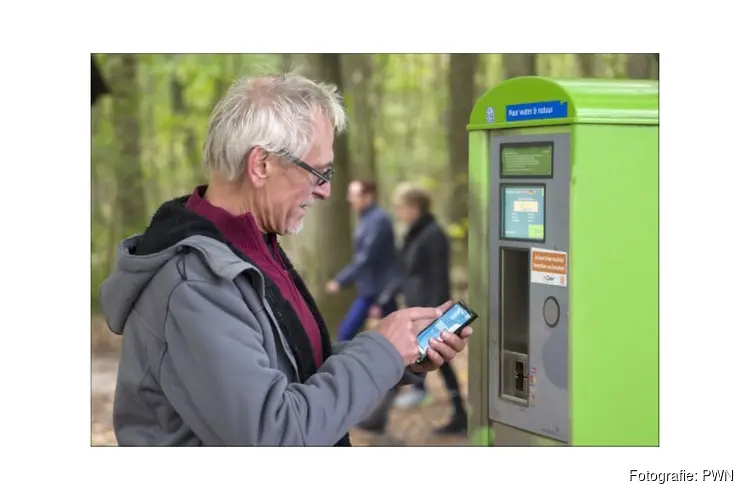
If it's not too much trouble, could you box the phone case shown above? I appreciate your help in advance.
[416,300,478,362]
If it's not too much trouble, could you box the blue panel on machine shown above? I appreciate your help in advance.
[506,101,568,122]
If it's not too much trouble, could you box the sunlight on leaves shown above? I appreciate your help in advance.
[447,222,467,240]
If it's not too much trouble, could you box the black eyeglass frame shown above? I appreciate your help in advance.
[290,157,334,186]
[245,147,334,186]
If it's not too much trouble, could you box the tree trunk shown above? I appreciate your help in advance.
[291,54,356,331]
[577,54,601,77]
[110,53,146,240]
[169,57,203,185]
[446,53,479,259]
[627,54,656,79]
[281,53,293,72]
[342,54,377,181]
[503,53,537,78]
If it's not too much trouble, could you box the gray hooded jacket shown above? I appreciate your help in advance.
[100,195,418,446]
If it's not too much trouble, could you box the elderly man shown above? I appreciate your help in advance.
[99,73,471,446]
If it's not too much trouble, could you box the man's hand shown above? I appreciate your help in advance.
[368,304,382,319]
[408,300,473,374]
[372,307,442,365]
[325,280,340,294]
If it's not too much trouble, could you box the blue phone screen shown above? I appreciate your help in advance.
[417,303,472,354]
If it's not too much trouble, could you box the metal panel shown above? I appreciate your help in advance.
[487,132,571,443]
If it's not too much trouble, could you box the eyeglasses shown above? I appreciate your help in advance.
[291,158,334,186]
[247,148,334,186]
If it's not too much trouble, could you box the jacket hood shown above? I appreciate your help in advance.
[99,194,250,335]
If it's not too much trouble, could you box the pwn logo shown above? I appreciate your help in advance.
[486,107,495,123]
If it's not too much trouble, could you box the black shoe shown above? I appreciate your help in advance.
[433,417,468,436]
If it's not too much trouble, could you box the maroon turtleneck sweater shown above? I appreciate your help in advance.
[185,187,323,367]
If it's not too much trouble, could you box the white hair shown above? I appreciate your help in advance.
[202,73,348,182]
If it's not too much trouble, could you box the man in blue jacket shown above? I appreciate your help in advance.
[326,179,401,342]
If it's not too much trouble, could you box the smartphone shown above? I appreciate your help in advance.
[416,300,478,363]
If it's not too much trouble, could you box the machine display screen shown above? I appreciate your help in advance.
[500,142,553,177]
[502,185,545,241]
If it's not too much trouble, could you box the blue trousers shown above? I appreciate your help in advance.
[336,296,398,342]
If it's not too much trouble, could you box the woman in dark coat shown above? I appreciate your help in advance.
[358,182,468,435]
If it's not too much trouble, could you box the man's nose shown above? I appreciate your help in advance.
[313,181,332,200]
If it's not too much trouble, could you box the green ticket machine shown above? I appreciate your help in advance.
[466,76,658,446]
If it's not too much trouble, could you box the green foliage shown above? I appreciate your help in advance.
[447,221,467,240]
[91,53,645,306]
[446,217,470,241]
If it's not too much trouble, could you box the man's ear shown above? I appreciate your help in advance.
[246,148,269,187]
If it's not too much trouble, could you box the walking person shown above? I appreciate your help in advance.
[326,179,400,341]
[358,182,469,435]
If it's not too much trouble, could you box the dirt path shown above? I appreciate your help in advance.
[91,350,469,446]
[91,356,119,446]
